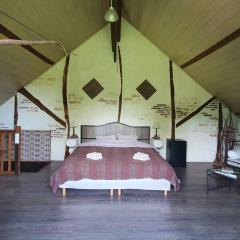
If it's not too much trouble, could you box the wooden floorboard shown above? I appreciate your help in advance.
[0,162,240,240]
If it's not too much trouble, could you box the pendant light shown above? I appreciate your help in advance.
[104,0,119,22]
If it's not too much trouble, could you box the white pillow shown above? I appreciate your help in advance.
[117,134,138,141]
[96,135,116,140]
[228,149,240,159]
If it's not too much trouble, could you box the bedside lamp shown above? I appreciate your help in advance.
[152,122,160,139]
[66,126,79,154]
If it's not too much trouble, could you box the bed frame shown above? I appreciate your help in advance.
[80,122,151,144]
[61,123,169,197]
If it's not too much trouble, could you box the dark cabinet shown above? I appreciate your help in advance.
[166,139,187,167]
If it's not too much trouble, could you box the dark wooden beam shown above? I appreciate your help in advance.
[0,24,54,65]
[14,94,18,128]
[116,0,122,42]
[110,22,117,62]
[18,87,66,127]
[14,126,21,175]
[62,55,70,137]
[169,60,176,140]
[176,96,216,128]
[110,0,122,62]
[117,46,123,123]
[181,28,240,68]
[62,55,71,158]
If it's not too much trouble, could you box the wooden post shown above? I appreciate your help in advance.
[62,188,66,197]
[117,189,122,196]
[169,60,176,140]
[110,189,114,197]
[15,126,21,175]
[0,134,4,172]
[14,94,18,128]
[7,133,12,173]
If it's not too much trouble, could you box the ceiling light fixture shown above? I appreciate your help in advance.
[104,0,119,22]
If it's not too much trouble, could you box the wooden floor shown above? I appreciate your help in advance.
[0,162,240,240]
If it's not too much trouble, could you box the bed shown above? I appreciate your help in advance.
[49,122,180,197]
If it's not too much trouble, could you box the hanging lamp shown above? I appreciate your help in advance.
[104,0,119,22]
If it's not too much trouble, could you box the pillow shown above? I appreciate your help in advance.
[96,135,116,140]
[117,134,138,141]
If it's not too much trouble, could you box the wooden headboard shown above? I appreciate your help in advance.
[81,122,150,143]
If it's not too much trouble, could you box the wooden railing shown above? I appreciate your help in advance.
[0,126,21,175]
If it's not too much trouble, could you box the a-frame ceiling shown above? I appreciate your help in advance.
[123,0,240,113]
[0,0,240,113]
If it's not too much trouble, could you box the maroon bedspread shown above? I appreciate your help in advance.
[49,146,180,193]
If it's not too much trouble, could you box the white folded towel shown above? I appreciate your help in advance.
[86,152,103,160]
[133,152,150,161]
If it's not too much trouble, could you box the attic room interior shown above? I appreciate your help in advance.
[0,0,240,239]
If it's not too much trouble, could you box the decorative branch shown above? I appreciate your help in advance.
[62,55,71,158]
[169,60,176,140]
[213,101,223,167]
[0,39,68,56]
[117,45,123,123]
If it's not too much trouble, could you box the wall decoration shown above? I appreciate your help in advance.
[21,130,51,161]
[98,98,117,105]
[82,78,104,99]
[136,79,156,100]
[152,104,171,118]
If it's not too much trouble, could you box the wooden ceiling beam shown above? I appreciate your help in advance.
[176,96,216,128]
[181,28,240,68]
[0,24,55,65]
[110,0,122,62]
[18,87,66,127]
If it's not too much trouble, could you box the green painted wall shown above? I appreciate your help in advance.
[1,19,223,161]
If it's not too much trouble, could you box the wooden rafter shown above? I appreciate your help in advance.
[176,96,216,128]
[19,87,66,127]
[181,28,240,68]
[0,24,55,65]
[110,0,122,62]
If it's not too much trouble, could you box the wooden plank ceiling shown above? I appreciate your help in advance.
[0,0,240,114]
[0,0,108,104]
[123,0,240,113]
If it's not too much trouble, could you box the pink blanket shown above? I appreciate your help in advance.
[49,146,180,193]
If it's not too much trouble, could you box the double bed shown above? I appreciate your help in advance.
[49,122,180,197]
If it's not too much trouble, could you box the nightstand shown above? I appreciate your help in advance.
[151,138,164,152]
